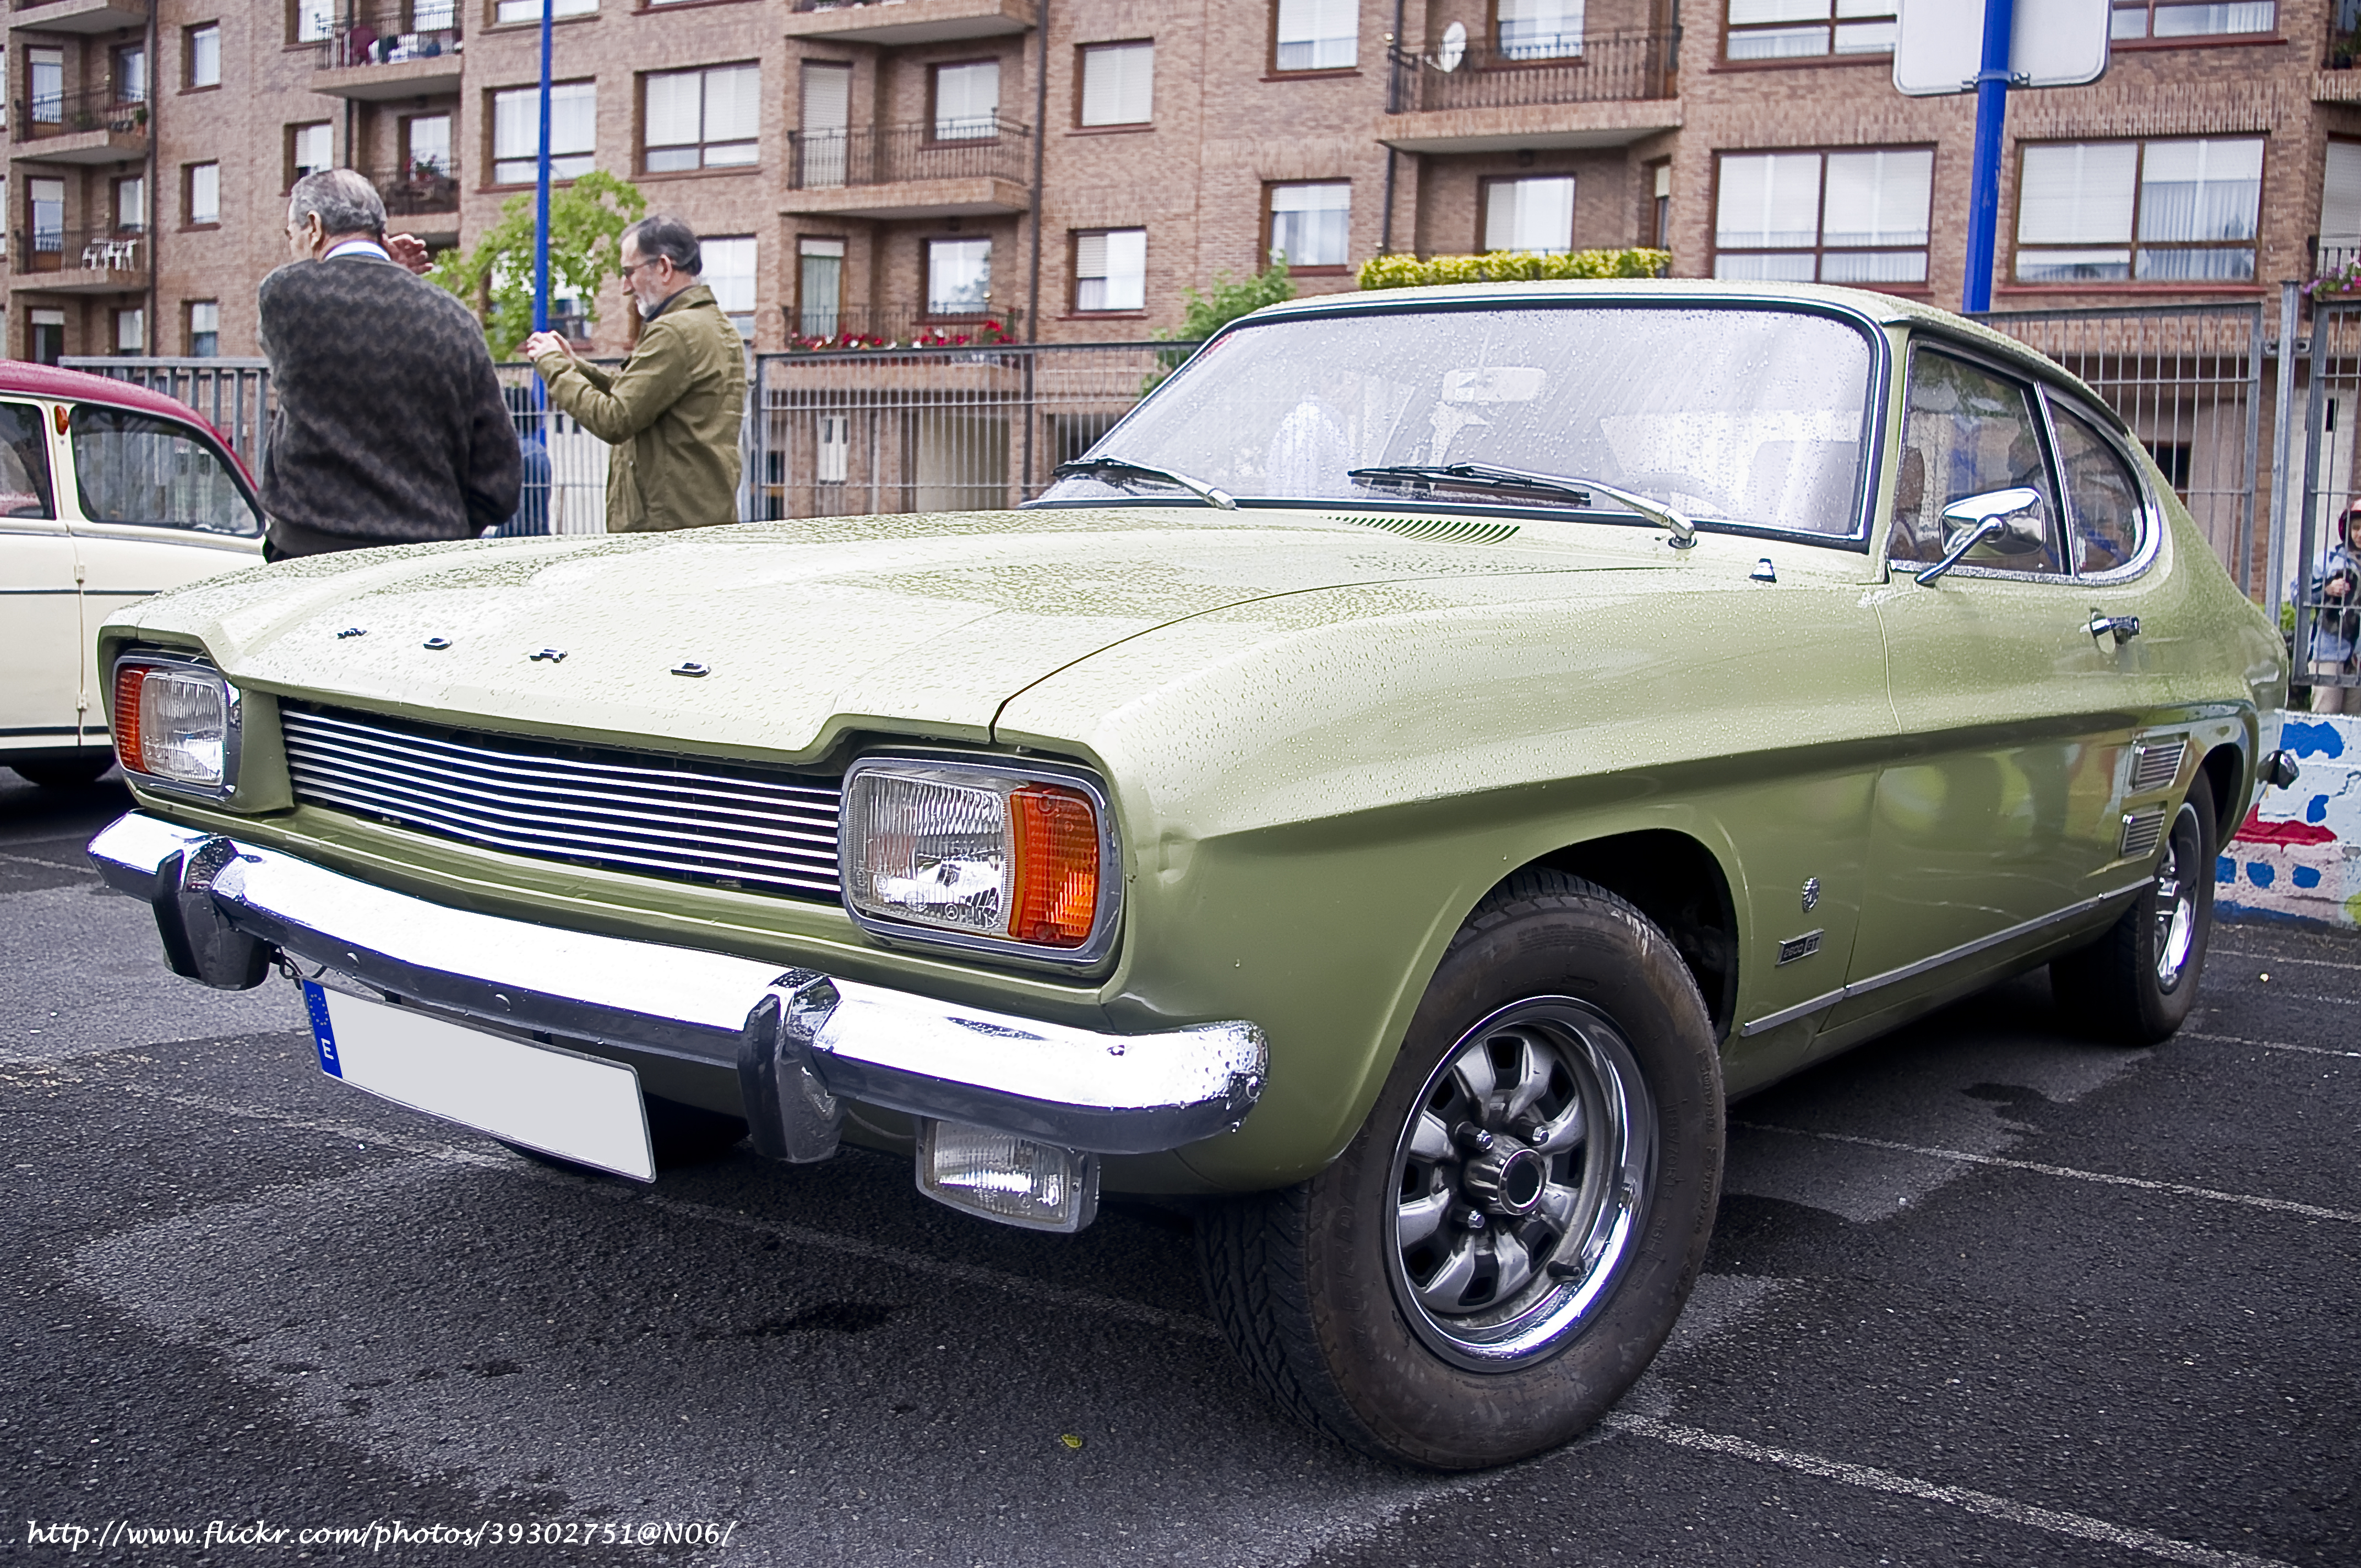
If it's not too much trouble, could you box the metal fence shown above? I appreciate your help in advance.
[2289,300,2361,696]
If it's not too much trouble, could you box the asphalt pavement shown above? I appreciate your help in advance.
[2,769,2353,1567]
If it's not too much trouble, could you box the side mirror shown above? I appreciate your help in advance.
[1917,487,2048,584]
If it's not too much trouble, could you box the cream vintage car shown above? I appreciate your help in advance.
[85,282,2290,1469]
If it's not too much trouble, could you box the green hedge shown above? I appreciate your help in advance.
[1357,248,1672,291]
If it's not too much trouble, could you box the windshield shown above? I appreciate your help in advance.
[1036,304,1878,537]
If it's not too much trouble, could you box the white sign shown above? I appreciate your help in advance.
[1894,0,2110,96]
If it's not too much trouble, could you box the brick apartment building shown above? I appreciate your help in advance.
[5,1,2361,362]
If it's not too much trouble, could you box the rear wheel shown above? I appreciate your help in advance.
[2052,771,2216,1046]
[1196,870,1723,1470]
[10,754,115,790]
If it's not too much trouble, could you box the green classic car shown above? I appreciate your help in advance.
[86,281,2291,1471]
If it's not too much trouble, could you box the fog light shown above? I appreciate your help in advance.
[916,1119,1099,1233]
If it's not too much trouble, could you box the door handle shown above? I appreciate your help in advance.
[2086,611,2140,645]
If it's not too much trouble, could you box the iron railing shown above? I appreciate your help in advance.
[365,164,460,216]
[786,120,1032,190]
[15,85,148,139]
[13,225,145,275]
[324,5,460,69]
[779,306,1026,352]
[1386,30,1680,114]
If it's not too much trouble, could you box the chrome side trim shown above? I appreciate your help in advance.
[85,812,1265,1156]
[1737,880,2152,1038]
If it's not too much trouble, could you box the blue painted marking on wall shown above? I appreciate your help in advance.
[2294,865,2323,889]
[2282,718,2347,759]
[303,981,342,1078]
[2246,861,2277,888]
[2217,853,2237,882]
[2308,793,2331,823]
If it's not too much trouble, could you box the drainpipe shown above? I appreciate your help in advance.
[1379,0,1406,254]
[1024,0,1048,344]
[145,3,158,356]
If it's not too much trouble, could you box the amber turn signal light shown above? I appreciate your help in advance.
[1009,783,1101,948]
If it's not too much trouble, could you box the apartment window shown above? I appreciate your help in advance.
[2015,137,2261,283]
[1274,0,1357,71]
[2324,140,2361,268]
[186,24,220,89]
[493,81,595,184]
[2110,2,2275,39]
[1079,42,1153,126]
[1075,228,1146,312]
[113,307,143,356]
[292,0,333,44]
[1497,0,1585,61]
[798,236,844,336]
[1483,176,1576,253]
[406,113,451,175]
[185,162,218,225]
[645,64,759,173]
[187,300,219,357]
[111,43,146,104]
[496,0,594,21]
[289,122,334,186]
[927,236,992,315]
[113,175,144,232]
[1714,148,1930,283]
[933,61,999,141]
[1725,1,1897,61]
[27,47,61,124]
[799,61,851,187]
[1268,181,1350,268]
[703,236,757,336]
[1647,160,1671,248]
[30,308,64,367]
[28,176,61,254]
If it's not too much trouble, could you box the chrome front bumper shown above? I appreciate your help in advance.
[88,812,1266,1158]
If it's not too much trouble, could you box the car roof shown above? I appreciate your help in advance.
[0,360,233,432]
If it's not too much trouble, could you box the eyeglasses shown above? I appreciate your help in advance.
[619,255,661,279]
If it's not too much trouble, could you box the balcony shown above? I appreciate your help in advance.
[779,304,1026,351]
[10,224,145,293]
[367,164,459,242]
[9,0,150,35]
[11,85,147,164]
[784,0,1033,48]
[784,121,1031,220]
[314,8,461,101]
[1382,31,1682,154]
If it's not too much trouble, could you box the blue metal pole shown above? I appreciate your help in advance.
[532,0,553,333]
[1961,0,2015,314]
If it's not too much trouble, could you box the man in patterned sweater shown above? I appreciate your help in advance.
[256,170,519,560]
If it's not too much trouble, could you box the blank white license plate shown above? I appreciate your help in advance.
[302,982,655,1182]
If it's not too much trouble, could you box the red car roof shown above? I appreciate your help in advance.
[0,359,253,478]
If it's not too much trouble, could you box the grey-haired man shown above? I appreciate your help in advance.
[257,168,519,560]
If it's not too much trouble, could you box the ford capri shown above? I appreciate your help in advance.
[85,281,2289,1470]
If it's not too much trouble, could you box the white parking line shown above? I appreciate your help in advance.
[2184,1031,2361,1061]
[2208,950,2361,973]
[1731,1121,2361,1224]
[1604,1415,2293,1568]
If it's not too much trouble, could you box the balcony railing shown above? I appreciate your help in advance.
[13,224,144,275]
[1386,30,1680,114]
[15,84,148,139]
[323,6,460,70]
[785,120,1032,191]
[780,304,1026,351]
[366,164,460,216]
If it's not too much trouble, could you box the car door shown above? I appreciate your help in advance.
[1821,343,2155,1048]
[0,398,83,752]
[63,400,263,740]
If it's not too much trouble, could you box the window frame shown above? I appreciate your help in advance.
[1071,226,1148,315]
[184,23,221,91]
[1478,173,1577,255]
[289,0,334,46]
[2108,1,2278,44]
[640,62,761,176]
[1075,40,1154,129]
[185,299,220,358]
[494,0,596,24]
[112,173,145,235]
[700,233,758,337]
[2010,135,2266,287]
[1721,1,1899,64]
[490,79,597,188]
[1265,179,1352,273]
[183,161,220,228]
[923,233,994,319]
[286,121,334,192]
[1269,0,1360,75]
[928,57,1003,144]
[795,233,847,340]
[1709,144,1935,289]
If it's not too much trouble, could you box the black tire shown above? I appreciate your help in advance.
[2051,770,2217,1046]
[503,1093,747,1177]
[1196,869,1723,1470]
[11,754,115,790]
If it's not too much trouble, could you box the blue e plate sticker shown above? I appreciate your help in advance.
[303,981,342,1078]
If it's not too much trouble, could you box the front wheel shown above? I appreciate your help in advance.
[2052,770,2217,1046]
[1196,870,1723,1469]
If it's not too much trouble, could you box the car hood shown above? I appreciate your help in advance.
[108,508,1675,757]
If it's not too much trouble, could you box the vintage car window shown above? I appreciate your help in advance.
[1889,349,2063,575]
[69,405,261,537]
[2048,402,2144,576]
[1039,306,1877,537]
[0,400,56,519]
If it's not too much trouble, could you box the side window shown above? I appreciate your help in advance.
[68,405,260,537]
[1889,349,2063,574]
[0,401,56,518]
[2048,402,2144,576]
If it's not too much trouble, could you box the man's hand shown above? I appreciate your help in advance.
[523,330,574,365]
[385,232,433,275]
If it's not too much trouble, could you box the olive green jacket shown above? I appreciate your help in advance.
[533,283,746,532]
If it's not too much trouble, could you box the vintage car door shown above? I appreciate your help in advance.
[62,400,263,738]
[0,398,83,750]
[1824,342,2158,1046]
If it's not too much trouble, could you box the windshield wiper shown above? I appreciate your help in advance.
[1054,455,1238,510]
[1347,463,1696,549]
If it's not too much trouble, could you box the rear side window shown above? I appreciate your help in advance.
[1889,349,2064,575]
[69,405,259,537]
[0,400,55,519]
[2049,403,2144,576]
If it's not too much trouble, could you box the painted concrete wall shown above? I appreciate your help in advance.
[2218,712,2361,930]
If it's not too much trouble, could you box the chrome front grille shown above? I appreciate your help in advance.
[280,706,841,901]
